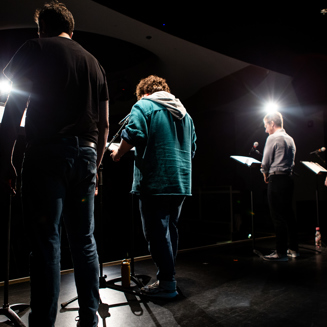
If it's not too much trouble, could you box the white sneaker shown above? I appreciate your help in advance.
[141,280,178,299]
[287,249,300,257]
[263,250,288,262]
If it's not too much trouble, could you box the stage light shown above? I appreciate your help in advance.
[264,101,280,114]
[0,79,12,96]
[0,80,27,127]
[0,80,12,122]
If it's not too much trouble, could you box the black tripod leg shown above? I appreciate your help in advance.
[0,306,27,327]
[0,304,29,327]
[60,296,78,309]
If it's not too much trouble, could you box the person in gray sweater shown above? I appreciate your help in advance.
[261,111,298,261]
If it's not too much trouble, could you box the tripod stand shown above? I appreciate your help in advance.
[0,189,29,327]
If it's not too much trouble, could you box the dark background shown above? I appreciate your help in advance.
[1,1,327,280]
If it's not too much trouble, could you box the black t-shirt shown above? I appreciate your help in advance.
[3,36,109,144]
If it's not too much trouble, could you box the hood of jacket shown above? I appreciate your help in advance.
[143,91,187,120]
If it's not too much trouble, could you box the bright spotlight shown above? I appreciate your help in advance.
[0,80,12,95]
[264,102,280,114]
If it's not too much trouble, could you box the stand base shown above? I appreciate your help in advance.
[60,274,150,309]
[0,303,29,327]
[103,274,149,295]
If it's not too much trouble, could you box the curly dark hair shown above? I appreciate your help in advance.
[135,75,171,100]
[34,1,74,37]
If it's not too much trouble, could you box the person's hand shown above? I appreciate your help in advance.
[95,173,99,196]
[325,177,327,187]
[263,173,269,184]
[110,149,121,162]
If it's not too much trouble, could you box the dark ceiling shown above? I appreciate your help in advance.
[96,1,327,76]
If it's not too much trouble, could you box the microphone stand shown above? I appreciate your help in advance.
[104,115,130,154]
[100,115,147,291]
[246,145,263,257]
[249,147,262,157]
[313,153,326,166]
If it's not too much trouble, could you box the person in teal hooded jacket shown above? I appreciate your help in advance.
[111,75,196,298]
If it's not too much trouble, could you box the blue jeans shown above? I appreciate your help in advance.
[139,195,185,282]
[22,137,99,327]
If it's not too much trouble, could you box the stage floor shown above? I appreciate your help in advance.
[1,237,326,327]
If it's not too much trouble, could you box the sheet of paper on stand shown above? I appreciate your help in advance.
[230,155,261,167]
[301,161,327,175]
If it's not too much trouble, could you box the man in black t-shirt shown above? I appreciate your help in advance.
[0,2,109,326]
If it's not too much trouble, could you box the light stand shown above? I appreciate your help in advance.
[0,189,29,327]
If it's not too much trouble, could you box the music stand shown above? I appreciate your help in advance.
[230,155,261,251]
[301,161,327,228]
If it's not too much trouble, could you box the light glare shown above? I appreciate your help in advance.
[265,102,279,114]
[0,80,12,95]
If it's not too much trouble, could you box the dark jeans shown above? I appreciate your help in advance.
[139,195,186,282]
[267,174,298,255]
[22,137,99,327]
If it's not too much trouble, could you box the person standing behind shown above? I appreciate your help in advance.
[261,111,298,261]
[0,1,109,326]
[111,75,196,298]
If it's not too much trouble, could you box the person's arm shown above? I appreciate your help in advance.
[0,77,32,192]
[96,99,109,169]
[110,102,147,162]
[191,119,197,159]
[110,139,134,162]
[261,136,273,183]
